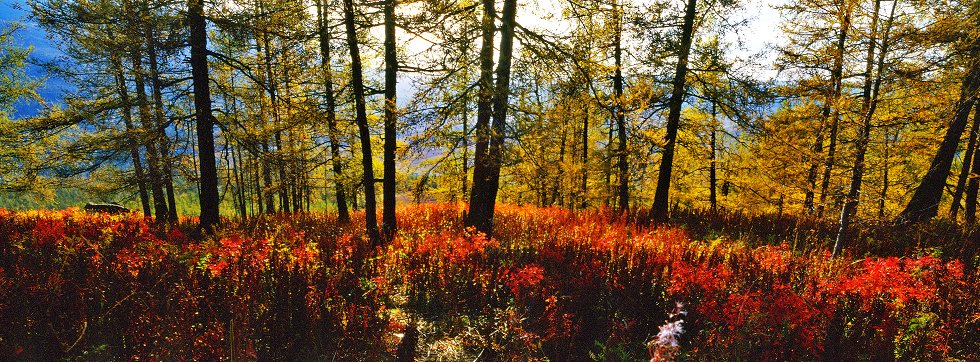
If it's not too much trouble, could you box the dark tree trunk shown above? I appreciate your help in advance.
[315,0,350,224]
[468,0,518,235]
[344,0,381,244]
[111,55,151,217]
[552,116,568,206]
[950,105,980,220]
[462,93,469,201]
[964,106,980,224]
[234,142,248,220]
[651,0,697,221]
[580,104,589,209]
[879,129,895,218]
[817,6,852,218]
[382,0,398,241]
[709,100,718,212]
[898,57,980,223]
[466,0,497,232]
[258,9,289,213]
[262,142,275,213]
[613,0,629,213]
[189,0,220,232]
[834,0,893,257]
[143,13,178,223]
[131,49,169,223]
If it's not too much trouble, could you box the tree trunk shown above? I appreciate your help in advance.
[651,0,697,221]
[257,4,289,213]
[382,0,398,241]
[834,0,893,257]
[468,0,518,235]
[710,99,718,212]
[817,5,853,218]
[189,0,220,232]
[111,55,151,217]
[465,0,497,232]
[897,57,980,223]
[462,92,469,201]
[316,0,350,224]
[344,0,381,244]
[580,104,589,209]
[613,0,629,213]
[879,129,895,218]
[950,105,980,220]
[143,13,178,223]
[964,105,980,224]
[131,49,169,223]
[552,116,568,206]
[803,123,824,213]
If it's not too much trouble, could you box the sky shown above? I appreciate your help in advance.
[0,0,785,118]
[1,0,71,117]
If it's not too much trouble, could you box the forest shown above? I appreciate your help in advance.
[0,0,979,360]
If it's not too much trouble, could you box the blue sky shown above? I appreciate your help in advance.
[2,0,70,118]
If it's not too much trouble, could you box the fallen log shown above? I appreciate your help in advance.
[83,202,130,214]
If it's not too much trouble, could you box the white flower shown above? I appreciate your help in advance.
[654,320,684,348]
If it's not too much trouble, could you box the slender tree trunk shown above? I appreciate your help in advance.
[552,116,568,206]
[111,55,151,217]
[879,129,895,218]
[382,0,398,241]
[316,0,350,223]
[234,142,247,220]
[257,7,289,213]
[964,106,980,224]
[254,33,275,214]
[710,99,718,212]
[143,14,178,223]
[651,0,697,221]
[462,93,469,201]
[834,0,894,257]
[262,142,274,213]
[189,0,220,231]
[580,104,589,209]
[605,121,613,207]
[817,6,853,218]
[950,105,980,220]
[131,50,169,222]
[898,57,980,223]
[804,124,824,213]
[613,0,629,213]
[344,0,381,244]
[466,0,497,231]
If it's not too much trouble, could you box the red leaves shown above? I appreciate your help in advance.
[0,205,976,360]
[504,263,545,297]
[831,256,959,308]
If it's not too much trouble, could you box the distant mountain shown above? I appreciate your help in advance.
[1,0,71,119]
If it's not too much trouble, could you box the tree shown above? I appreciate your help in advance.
[315,0,350,224]
[465,0,498,234]
[0,23,43,191]
[897,55,980,223]
[833,0,897,256]
[189,0,220,231]
[382,0,398,241]
[650,0,698,221]
[343,0,381,244]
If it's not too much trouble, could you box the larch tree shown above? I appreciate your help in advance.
[650,0,698,221]
[343,0,381,244]
[188,0,220,231]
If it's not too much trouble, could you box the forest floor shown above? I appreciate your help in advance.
[0,203,978,361]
